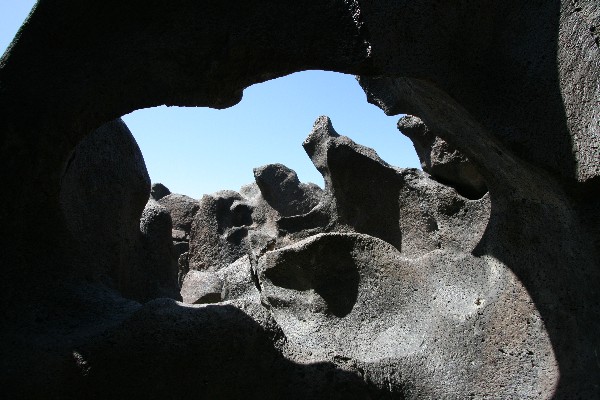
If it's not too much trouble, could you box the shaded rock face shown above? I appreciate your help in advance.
[398,115,487,199]
[150,182,171,201]
[60,119,147,294]
[1,1,599,400]
[59,120,180,303]
[138,201,181,301]
[258,233,557,396]
[157,193,201,282]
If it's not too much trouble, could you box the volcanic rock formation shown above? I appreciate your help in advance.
[1,1,598,399]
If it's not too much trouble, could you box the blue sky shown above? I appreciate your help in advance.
[2,1,419,199]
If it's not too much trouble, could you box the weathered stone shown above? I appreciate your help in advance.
[158,193,200,235]
[150,183,171,201]
[180,270,223,304]
[398,115,487,199]
[1,1,599,399]
[253,163,322,217]
[302,116,404,249]
[258,233,557,398]
[172,229,186,241]
[218,256,260,302]
[59,119,150,293]
[138,200,181,301]
[188,190,255,271]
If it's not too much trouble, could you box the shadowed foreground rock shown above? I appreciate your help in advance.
[1,1,598,399]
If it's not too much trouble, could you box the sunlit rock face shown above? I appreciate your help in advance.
[1,1,598,399]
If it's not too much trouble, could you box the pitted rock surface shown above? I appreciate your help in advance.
[158,193,200,235]
[1,1,599,399]
[397,115,487,199]
[253,163,322,217]
[150,182,171,201]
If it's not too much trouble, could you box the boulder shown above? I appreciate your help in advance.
[2,1,599,398]
[188,190,255,272]
[302,116,404,249]
[150,183,171,201]
[59,119,150,291]
[258,233,557,398]
[253,163,322,217]
[180,270,223,304]
[158,193,200,236]
[138,200,181,301]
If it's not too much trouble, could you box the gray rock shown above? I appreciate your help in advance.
[187,185,279,272]
[158,193,200,235]
[150,183,171,201]
[2,1,599,399]
[258,232,556,398]
[172,229,187,241]
[59,119,150,293]
[398,115,487,199]
[188,190,255,272]
[253,163,322,217]
[302,116,404,250]
[180,270,223,304]
[218,256,260,302]
[138,200,181,301]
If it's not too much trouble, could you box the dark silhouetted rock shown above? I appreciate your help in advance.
[138,201,181,301]
[150,183,171,201]
[59,119,150,292]
[398,115,487,199]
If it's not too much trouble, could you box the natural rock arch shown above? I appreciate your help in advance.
[1,1,598,398]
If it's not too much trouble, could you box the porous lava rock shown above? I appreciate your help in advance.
[59,119,150,292]
[257,232,556,397]
[158,193,200,235]
[1,1,599,399]
[157,193,201,276]
[253,163,322,217]
[150,182,171,201]
[180,270,223,304]
[138,200,181,301]
[397,115,487,199]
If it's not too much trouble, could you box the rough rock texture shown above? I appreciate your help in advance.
[158,193,200,235]
[253,163,322,217]
[1,1,599,399]
[258,233,557,397]
[138,200,181,301]
[150,182,171,201]
[157,193,200,278]
[180,270,223,304]
[187,189,273,272]
[58,119,179,302]
[398,115,487,199]
[59,119,150,292]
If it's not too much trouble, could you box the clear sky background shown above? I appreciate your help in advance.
[2,1,420,199]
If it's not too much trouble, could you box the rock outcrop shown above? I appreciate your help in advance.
[59,119,149,287]
[253,163,322,217]
[150,182,171,201]
[398,115,487,199]
[1,1,598,399]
